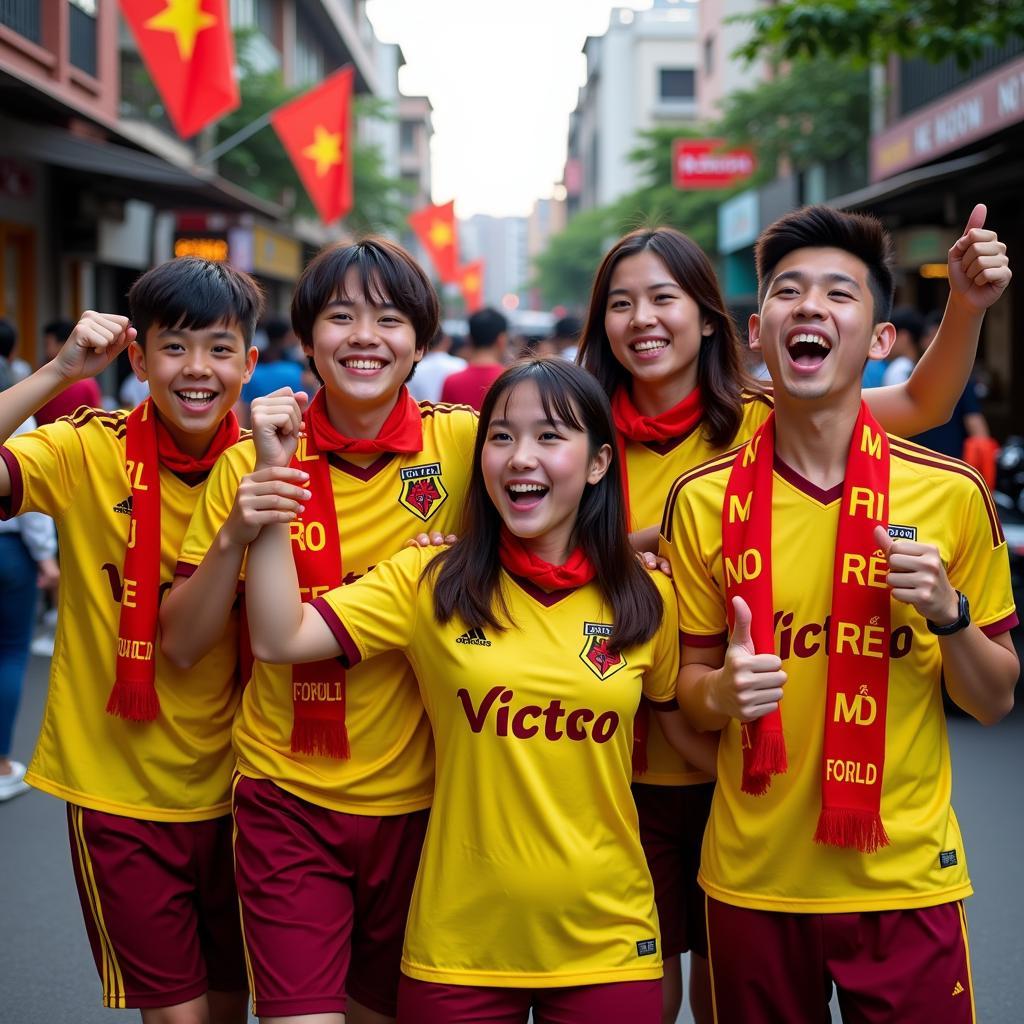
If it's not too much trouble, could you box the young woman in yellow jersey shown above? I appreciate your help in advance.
[576,208,1011,1024]
[243,358,714,1024]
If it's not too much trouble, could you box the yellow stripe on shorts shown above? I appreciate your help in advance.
[230,775,258,1017]
[71,806,126,1009]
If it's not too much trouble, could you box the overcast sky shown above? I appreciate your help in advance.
[365,0,654,219]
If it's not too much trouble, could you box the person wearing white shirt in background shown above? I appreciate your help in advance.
[880,307,925,386]
[408,326,466,403]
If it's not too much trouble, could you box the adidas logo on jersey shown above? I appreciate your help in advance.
[456,627,492,647]
[112,496,133,515]
[952,981,965,997]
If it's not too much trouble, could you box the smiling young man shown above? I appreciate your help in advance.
[661,206,1018,1023]
[0,258,263,1023]
[161,238,477,1024]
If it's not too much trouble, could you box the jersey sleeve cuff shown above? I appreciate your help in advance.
[681,629,728,648]
[174,560,197,578]
[0,446,23,520]
[643,694,680,712]
[980,611,1019,637]
[310,597,363,668]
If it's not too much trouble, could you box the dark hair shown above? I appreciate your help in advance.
[467,308,508,350]
[263,314,293,345]
[755,206,895,322]
[0,318,15,359]
[429,358,662,652]
[553,315,581,341]
[292,237,439,352]
[43,319,76,345]
[128,258,264,346]
[890,306,925,346]
[578,227,750,449]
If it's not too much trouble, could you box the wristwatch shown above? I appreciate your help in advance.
[927,590,971,636]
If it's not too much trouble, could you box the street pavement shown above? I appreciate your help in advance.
[3,650,1023,1023]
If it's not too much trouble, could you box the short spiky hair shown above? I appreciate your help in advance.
[128,258,264,346]
[755,206,895,323]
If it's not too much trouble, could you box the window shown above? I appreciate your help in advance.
[400,121,417,155]
[0,1,42,44]
[69,0,97,77]
[704,36,714,76]
[659,68,695,101]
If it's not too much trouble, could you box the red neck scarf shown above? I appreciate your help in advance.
[287,387,423,758]
[721,402,891,853]
[106,400,239,721]
[611,385,703,517]
[498,527,596,591]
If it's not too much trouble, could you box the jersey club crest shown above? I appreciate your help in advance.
[579,621,627,680]
[398,462,448,521]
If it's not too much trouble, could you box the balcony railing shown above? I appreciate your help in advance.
[900,39,1024,117]
[69,3,97,77]
[0,0,41,43]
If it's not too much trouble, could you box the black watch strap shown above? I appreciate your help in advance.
[927,590,970,636]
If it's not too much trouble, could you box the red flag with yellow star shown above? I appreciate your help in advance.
[271,67,354,224]
[119,0,239,138]
[408,202,459,284]
[457,261,485,313]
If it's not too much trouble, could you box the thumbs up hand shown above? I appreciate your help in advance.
[948,204,1011,313]
[708,596,787,723]
[872,525,959,625]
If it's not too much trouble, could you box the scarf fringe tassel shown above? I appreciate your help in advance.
[814,807,890,853]
[631,740,648,777]
[105,681,160,723]
[291,720,351,760]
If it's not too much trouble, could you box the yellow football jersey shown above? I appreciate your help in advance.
[0,409,241,820]
[178,402,477,815]
[661,435,1016,913]
[628,390,772,786]
[315,545,680,986]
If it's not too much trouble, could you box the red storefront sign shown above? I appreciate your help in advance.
[673,139,756,189]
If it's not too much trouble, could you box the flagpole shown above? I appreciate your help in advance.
[196,109,275,166]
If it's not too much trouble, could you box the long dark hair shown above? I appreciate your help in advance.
[577,227,755,449]
[429,358,662,652]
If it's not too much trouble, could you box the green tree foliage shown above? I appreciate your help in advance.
[716,58,870,178]
[735,0,1024,68]
[214,30,411,231]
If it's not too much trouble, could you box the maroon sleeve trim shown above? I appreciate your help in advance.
[310,597,363,668]
[0,446,24,520]
[681,630,728,649]
[174,560,198,579]
[646,696,680,712]
[980,612,1019,638]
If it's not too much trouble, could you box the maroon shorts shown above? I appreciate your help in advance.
[231,774,429,1018]
[66,804,246,1010]
[706,896,976,1024]
[398,975,662,1023]
[632,781,714,958]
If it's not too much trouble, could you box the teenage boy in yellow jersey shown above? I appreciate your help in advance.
[663,206,1018,1024]
[161,238,477,1024]
[0,258,263,1023]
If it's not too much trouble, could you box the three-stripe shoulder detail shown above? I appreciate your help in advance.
[660,448,738,541]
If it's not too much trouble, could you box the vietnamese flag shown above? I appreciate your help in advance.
[457,261,485,313]
[119,0,239,138]
[409,202,459,284]
[271,67,354,224]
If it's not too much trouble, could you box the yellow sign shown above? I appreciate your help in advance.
[252,225,301,281]
[174,237,228,261]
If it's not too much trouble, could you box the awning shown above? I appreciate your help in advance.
[827,148,1000,212]
[2,116,285,218]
